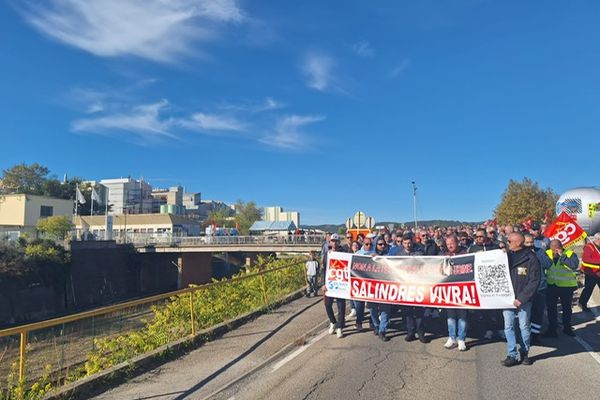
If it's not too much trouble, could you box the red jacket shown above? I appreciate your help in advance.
[581,241,600,278]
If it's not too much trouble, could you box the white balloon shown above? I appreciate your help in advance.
[556,187,600,235]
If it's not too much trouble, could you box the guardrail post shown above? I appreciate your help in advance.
[259,272,268,305]
[19,331,27,382]
[189,291,196,336]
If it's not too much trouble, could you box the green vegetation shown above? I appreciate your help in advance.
[0,256,306,400]
[35,216,74,241]
[494,177,558,225]
[0,239,69,280]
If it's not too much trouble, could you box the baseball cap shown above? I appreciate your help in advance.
[330,233,340,241]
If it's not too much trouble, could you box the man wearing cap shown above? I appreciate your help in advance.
[322,233,347,338]
[542,239,579,337]
[530,222,550,251]
[579,233,600,312]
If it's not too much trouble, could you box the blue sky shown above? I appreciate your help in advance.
[1,1,599,225]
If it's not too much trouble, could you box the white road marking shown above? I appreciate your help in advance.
[573,297,600,366]
[271,329,330,372]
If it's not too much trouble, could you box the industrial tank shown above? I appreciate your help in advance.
[556,187,600,234]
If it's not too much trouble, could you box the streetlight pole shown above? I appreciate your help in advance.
[412,181,418,230]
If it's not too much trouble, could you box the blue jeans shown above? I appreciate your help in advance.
[447,309,467,341]
[368,303,391,334]
[503,302,532,359]
[354,300,366,325]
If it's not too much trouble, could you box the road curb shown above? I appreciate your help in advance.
[45,287,311,400]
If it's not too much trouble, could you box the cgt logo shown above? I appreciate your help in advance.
[328,259,349,282]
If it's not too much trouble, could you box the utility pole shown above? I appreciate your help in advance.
[412,181,418,230]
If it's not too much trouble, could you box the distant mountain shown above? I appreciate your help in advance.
[301,220,483,232]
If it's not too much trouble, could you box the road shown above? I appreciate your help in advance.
[94,290,600,400]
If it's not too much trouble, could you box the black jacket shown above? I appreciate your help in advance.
[468,242,499,253]
[419,239,440,255]
[507,247,541,305]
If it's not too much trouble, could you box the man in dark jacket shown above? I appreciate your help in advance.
[392,234,429,343]
[501,232,541,367]
[468,228,499,253]
[417,230,440,255]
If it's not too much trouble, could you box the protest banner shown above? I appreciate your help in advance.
[543,211,587,248]
[325,249,515,309]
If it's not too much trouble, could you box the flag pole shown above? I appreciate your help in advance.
[91,187,94,217]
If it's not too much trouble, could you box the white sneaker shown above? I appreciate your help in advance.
[349,308,357,317]
[484,330,493,340]
[458,340,467,351]
[444,338,457,349]
[328,323,335,335]
[336,328,344,338]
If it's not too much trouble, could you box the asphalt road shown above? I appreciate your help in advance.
[94,290,600,400]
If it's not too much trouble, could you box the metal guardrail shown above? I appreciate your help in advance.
[0,260,307,390]
[115,234,326,247]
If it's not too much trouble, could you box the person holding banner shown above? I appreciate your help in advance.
[579,233,600,312]
[443,235,468,351]
[322,233,347,339]
[542,239,579,337]
[393,234,429,343]
[369,238,393,341]
[502,232,541,367]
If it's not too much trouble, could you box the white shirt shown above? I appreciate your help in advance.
[305,260,318,276]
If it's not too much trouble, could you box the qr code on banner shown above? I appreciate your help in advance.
[477,264,512,295]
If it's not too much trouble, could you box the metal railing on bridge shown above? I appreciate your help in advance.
[117,234,326,247]
[0,258,308,398]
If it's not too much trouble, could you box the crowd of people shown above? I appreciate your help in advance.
[304,223,600,367]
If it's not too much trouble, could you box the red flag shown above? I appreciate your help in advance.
[543,212,587,248]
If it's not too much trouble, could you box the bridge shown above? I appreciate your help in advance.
[125,234,325,253]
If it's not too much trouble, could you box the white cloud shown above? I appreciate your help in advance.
[352,40,375,58]
[72,99,175,140]
[20,0,245,63]
[261,115,325,150]
[179,113,246,132]
[389,59,411,79]
[86,102,104,114]
[219,97,284,113]
[302,52,335,92]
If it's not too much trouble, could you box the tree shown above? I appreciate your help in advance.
[494,178,558,225]
[234,201,263,235]
[36,216,74,240]
[207,210,235,228]
[1,163,49,195]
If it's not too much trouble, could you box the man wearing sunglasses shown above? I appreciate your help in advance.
[418,230,440,256]
[501,232,541,367]
[392,234,429,343]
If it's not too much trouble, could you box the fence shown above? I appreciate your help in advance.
[0,257,308,399]
[72,233,326,247]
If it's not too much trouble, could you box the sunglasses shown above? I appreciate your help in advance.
[376,242,385,246]
[475,235,485,238]
[364,242,372,246]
